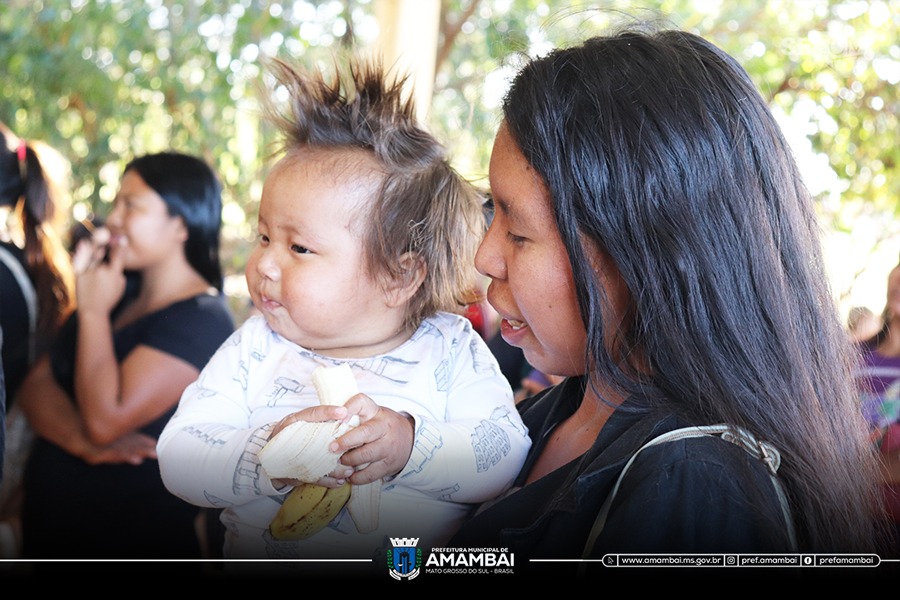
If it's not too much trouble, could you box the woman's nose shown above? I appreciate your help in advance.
[105,204,122,228]
[475,222,505,280]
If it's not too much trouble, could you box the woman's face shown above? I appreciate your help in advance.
[475,124,590,377]
[104,170,186,270]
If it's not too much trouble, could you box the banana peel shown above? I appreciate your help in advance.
[347,478,382,534]
[259,364,383,535]
[270,482,351,540]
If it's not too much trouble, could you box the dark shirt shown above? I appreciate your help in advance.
[449,376,794,576]
[0,329,4,485]
[0,241,32,405]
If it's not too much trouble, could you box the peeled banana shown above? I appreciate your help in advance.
[270,482,351,540]
[312,363,360,408]
[311,365,382,533]
[259,364,383,536]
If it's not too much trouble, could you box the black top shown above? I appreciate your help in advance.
[449,376,794,576]
[22,291,234,559]
[0,241,32,405]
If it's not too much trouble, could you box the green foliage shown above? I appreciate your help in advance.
[1,0,897,310]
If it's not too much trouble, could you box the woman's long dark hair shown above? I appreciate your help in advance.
[501,27,887,552]
[123,152,224,291]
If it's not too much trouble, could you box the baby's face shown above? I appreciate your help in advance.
[246,152,406,358]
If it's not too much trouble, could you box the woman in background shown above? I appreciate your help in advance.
[18,152,234,560]
[0,123,74,558]
[857,260,900,551]
[0,123,74,408]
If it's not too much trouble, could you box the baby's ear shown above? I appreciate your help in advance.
[384,252,426,308]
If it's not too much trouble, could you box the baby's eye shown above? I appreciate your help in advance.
[290,244,310,254]
[257,233,270,246]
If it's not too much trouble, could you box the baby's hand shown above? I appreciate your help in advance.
[331,395,415,485]
[267,398,414,486]
[268,407,327,439]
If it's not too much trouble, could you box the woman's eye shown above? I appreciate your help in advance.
[506,232,526,244]
[291,244,310,254]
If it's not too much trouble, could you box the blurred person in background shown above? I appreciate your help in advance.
[849,305,883,343]
[0,122,74,410]
[0,123,75,558]
[17,152,234,561]
[856,260,900,551]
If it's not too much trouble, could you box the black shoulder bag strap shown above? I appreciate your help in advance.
[579,424,797,575]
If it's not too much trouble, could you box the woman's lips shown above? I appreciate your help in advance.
[499,317,528,345]
[506,318,526,330]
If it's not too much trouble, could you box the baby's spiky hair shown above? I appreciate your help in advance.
[260,57,486,329]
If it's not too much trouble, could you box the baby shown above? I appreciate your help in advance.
[156,58,529,565]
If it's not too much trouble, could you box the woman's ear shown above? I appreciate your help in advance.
[173,215,189,243]
[384,252,426,308]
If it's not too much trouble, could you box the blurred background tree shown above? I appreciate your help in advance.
[1,0,897,323]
